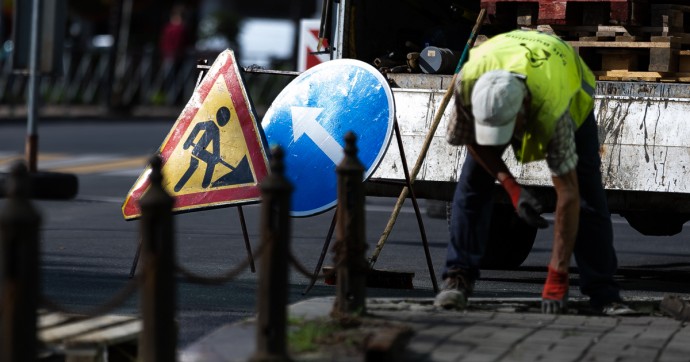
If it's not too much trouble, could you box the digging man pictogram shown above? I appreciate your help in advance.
[174,106,236,192]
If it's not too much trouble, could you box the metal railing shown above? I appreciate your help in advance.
[0,46,295,112]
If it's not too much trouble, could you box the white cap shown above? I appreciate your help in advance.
[471,70,527,146]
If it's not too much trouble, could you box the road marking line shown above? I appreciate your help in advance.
[101,169,148,177]
[0,153,68,168]
[49,156,149,173]
[0,153,149,175]
[35,155,123,170]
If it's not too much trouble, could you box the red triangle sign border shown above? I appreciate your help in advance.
[121,50,269,220]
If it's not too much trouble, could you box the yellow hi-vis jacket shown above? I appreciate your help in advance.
[460,30,596,163]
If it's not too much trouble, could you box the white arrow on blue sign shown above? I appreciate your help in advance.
[262,59,395,217]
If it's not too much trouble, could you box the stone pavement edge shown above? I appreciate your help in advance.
[180,296,690,362]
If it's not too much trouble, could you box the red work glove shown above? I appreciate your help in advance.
[541,265,569,314]
[501,176,548,229]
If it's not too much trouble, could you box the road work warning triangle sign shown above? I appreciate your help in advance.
[122,50,270,220]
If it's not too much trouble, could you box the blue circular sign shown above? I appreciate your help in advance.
[262,59,395,217]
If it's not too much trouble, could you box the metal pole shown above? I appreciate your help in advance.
[252,146,293,362]
[103,0,124,109]
[115,0,133,82]
[26,0,42,173]
[139,156,177,362]
[290,0,302,70]
[237,206,256,273]
[0,162,41,362]
[332,132,367,317]
[302,210,337,295]
[0,1,4,46]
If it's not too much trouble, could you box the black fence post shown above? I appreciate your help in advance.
[0,162,41,362]
[139,156,177,362]
[252,146,293,362]
[332,132,367,317]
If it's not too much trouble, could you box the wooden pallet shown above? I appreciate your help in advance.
[594,70,690,82]
[478,1,690,81]
[481,0,649,26]
[530,18,690,73]
[38,311,141,361]
[535,24,690,42]
[532,3,690,38]
[571,36,690,72]
[483,1,690,32]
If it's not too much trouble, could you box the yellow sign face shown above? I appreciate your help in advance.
[122,49,269,220]
[162,74,256,196]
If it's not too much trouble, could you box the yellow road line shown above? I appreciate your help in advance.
[49,156,150,174]
[0,155,22,166]
[0,153,68,166]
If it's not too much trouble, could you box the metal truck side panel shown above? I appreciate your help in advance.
[371,78,690,195]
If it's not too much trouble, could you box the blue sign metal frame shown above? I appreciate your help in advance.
[262,59,395,217]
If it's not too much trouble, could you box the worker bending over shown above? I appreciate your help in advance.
[438,29,635,315]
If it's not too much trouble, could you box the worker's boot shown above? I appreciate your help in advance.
[541,266,569,314]
[434,269,475,310]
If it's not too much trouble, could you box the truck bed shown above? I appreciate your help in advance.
[368,73,690,214]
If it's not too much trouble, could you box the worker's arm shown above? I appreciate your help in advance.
[543,109,581,272]
[549,169,579,273]
[468,144,548,228]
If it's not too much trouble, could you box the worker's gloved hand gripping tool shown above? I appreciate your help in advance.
[500,176,548,229]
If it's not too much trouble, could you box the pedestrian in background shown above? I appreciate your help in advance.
[437,29,635,315]
[160,4,189,63]
[157,4,190,104]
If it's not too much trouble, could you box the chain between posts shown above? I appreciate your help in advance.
[288,250,340,281]
[40,276,140,318]
[175,242,266,285]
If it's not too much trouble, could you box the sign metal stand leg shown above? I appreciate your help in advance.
[391,118,438,293]
[129,238,142,278]
[302,211,337,295]
[237,205,256,273]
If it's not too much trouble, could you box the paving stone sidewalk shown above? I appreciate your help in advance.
[180,296,690,362]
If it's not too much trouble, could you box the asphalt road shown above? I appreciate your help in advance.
[1,119,689,347]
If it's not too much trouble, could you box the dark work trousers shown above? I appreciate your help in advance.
[444,112,621,307]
